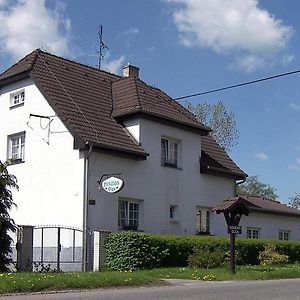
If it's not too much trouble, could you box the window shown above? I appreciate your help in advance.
[118,200,139,229]
[279,230,289,241]
[196,208,211,234]
[161,138,178,167]
[10,90,25,107]
[247,227,260,239]
[169,205,178,222]
[8,132,26,161]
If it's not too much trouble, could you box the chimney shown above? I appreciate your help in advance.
[123,63,139,78]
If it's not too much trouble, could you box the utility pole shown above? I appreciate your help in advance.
[97,25,109,70]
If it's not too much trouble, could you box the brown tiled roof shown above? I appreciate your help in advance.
[238,195,300,217]
[0,49,246,174]
[201,135,247,179]
[215,195,300,217]
[1,50,147,157]
[112,76,210,133]
[213,197,250,215]
[0,51,38,81]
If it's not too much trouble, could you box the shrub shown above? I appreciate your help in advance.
[259,244,289,265]
[105,231,168,271]
[105,232,300,270]
[188,246,227,269]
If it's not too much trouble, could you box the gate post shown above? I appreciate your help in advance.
[16,225,34,272]
[93,230,110,271]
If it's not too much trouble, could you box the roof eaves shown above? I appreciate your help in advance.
[0,70,31,87]
[249,206,300,217]
[201,150,247,180]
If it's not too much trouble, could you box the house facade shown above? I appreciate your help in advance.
[0,50,299,269]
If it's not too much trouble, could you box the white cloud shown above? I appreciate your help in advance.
[0,0,71,60]
[255,152,269,161]
[281,54,295,66]
[288,158,300,170]
[289,103,300,110]
[124,28,140,35]
[232,55,265,73]
[102,55,125,75]
[167,0,293,71]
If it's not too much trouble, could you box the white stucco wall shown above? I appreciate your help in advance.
[239,212,300,241]
[86,117,236,235]
[0,79,84,228]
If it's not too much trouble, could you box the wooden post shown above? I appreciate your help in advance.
[229,233,236,274]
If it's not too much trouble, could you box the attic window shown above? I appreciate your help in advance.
[10,90,25,108]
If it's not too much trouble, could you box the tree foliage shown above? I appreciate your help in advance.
[288,193,300,209]
[185,101,239,152]
[0,160,18,271]
[237,175,278,200]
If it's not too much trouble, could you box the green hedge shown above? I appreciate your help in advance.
[105,232,300,270]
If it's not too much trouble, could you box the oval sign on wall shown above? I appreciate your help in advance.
[102,177,124,193]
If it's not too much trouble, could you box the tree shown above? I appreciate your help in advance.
[0,160,18,271]
[185,101,239,152]
[288,193,300,209]
[236,175,278,200]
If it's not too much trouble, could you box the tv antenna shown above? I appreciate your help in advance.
[97,25,109,70]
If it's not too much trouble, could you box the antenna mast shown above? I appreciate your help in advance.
[97,25,109,70]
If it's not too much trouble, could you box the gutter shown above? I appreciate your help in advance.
[235,178,246,196]
[82,142,93,272]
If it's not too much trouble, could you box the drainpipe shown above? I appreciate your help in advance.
[82,143,93,272]
[235,179,246,196]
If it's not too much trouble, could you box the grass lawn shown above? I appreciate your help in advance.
[1,264,300,294]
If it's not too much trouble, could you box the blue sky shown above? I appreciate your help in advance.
[0,0,299,202]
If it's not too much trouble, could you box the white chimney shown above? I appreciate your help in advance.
[123,63,139,78]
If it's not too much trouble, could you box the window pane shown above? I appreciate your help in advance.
[161,140,167,164]
[118,201,127,226]
[205,211,210,233]
[128,203,139,227]
[9,133,25,160]
[170,206,174,219]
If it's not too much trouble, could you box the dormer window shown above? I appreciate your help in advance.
[10,90,25,108]
[161,138,178,167]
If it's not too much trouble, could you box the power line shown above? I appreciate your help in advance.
[174,69,300,101]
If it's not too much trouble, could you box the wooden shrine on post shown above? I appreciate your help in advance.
[213,197,250,274]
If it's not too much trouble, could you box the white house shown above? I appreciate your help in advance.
[0,50,299,268]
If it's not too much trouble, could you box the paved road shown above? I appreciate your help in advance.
[2,279,300,300]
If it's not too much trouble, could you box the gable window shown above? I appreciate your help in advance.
[196,208,211,234]
[161,138,178,167]
[247,227,260,239]
[7,132,26,162]
[10,90,25,108]
[118,200,140,230]
[279,230,289,241]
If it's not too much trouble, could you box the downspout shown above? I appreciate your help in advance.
[235,179,246,196]
[82,143,93,272]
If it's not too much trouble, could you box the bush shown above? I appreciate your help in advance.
[188,246,227,268]
[259,244,289,265]
[105,232,300,270]
[105,231,168,271]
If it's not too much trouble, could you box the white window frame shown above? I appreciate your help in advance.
[10,90,25,108]
[279,230,290,241]
[118,199,141,230]
[247,227,260,239]
[196,207,211,234]
[7,132,26,162]
[161,138,179,167]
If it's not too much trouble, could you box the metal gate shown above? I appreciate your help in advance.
[33,226,84,272]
